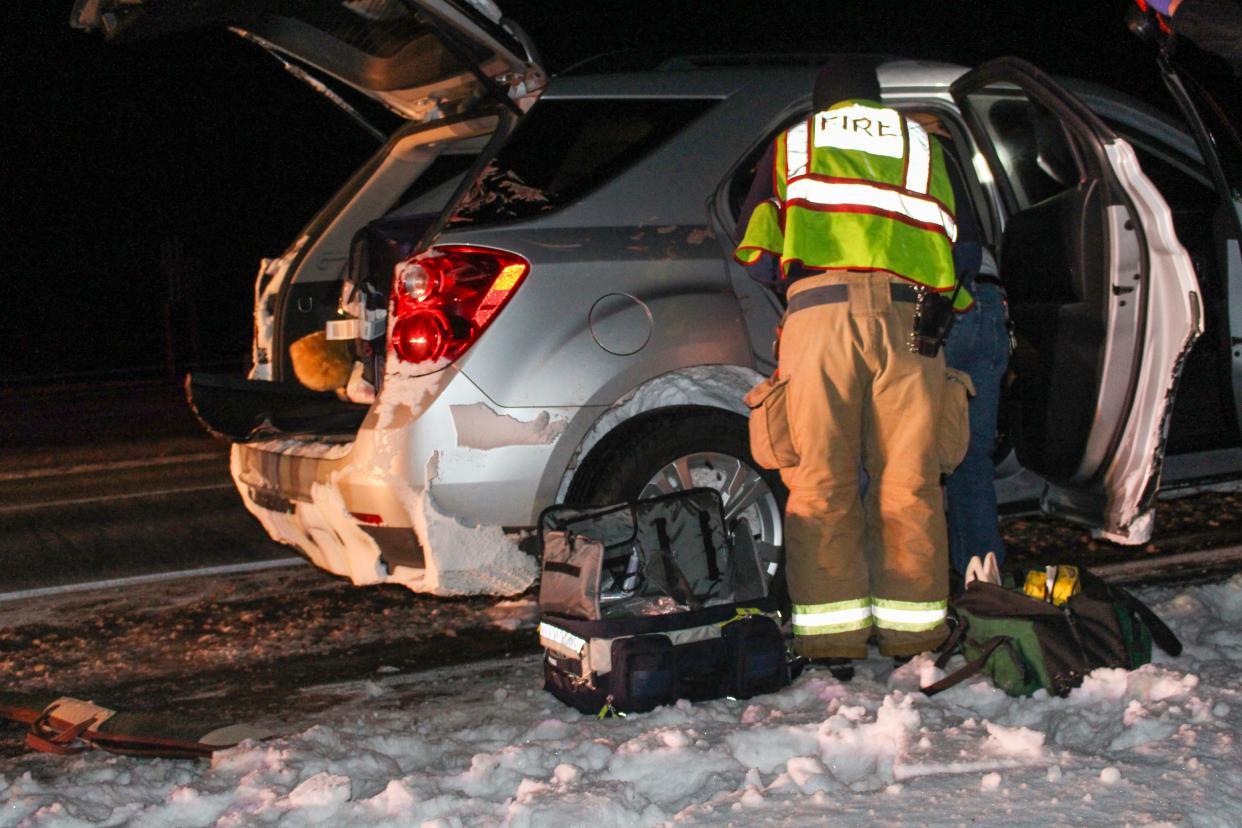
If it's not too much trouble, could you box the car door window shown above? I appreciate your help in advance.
[958,83,1089,213]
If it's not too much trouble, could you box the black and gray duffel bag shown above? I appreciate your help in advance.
[537,487,789,716]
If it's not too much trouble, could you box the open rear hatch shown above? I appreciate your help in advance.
[76,1,545,443]
[71,0,544,123]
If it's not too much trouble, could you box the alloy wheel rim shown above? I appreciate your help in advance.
[639,451,784,583]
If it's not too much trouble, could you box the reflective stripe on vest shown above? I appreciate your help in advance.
[733,99,967,306]
[904,119,932,195]
[791,598,873,636]
[787,120,810,178]
[871,597,948,632]
[784,178,957,241]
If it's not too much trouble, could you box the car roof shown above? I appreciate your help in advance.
[540,58,969,100]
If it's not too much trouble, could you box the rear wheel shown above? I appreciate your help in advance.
[567,409,787,591]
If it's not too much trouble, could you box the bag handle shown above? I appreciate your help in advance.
[698,510,721,582]
[933,617,967,670]
[921,635,1019,696]
[653,518,702,610]
[1112,585,1183,657]
[1078,569,1182,657]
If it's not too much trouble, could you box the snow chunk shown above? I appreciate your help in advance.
[980,771,1002,791]
[1099,767,1122,785]
[983,721,1046,759]
[402,486,537,596]
[287,771,351,810]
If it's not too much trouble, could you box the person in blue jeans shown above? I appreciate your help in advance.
[944,246,1010,576]
[846,118,1010,583]
[919,122,1010,578]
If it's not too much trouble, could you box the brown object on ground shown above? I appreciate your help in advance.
[289,331,352,392]
[0,693,271,759]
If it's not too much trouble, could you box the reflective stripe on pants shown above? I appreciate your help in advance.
[791,598,872,636]
[872,597,947,632]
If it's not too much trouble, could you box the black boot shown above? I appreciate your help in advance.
[809,657,855,682]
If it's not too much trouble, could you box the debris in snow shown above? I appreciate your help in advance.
[449,403,567,450]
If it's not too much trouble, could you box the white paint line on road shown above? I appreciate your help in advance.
[0,557,308,604]
[0,483,234,514]
[0,451,225,482]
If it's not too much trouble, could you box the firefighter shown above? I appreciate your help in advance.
[736,60,967,673]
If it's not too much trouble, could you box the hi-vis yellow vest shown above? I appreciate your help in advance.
[736,99,969,309]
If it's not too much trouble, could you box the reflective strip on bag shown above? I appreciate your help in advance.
[791,598,873,636]
[786,121,810,178]
[784,178,958,241]
[871,598,947,632]
[539,622,587,657]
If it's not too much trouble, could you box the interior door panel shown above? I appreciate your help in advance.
[1000,181,1108,481]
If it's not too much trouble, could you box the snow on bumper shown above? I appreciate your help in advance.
[231,446,537,596]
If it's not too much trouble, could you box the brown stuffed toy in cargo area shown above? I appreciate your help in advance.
[289,331,352,395]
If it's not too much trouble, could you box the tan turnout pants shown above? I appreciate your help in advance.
[778,271,950,659]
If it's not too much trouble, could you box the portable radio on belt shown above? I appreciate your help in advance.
[908,280,963,358]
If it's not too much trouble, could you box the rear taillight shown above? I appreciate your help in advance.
[389,245,530,365]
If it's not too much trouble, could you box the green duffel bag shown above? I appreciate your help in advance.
[922,569,1182,698]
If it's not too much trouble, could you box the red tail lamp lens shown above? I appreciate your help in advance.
[392,311,448,363]
[390,246,530,365]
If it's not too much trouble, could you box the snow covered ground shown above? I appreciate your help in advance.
[4,574,1242,827]
[0,576,1237,828]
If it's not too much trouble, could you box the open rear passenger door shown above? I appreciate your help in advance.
[951,57,1203,544]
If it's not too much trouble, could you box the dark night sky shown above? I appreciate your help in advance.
[1,1,1174,383]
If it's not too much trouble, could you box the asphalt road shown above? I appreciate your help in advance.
[0,378,293,594]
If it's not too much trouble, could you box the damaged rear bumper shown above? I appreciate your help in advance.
[229,367,589,596]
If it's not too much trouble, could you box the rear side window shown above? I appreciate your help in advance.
[447,98,717,227]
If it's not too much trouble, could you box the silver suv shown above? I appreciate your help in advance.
[76,1,1240,596]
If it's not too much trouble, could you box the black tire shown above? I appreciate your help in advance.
[566,407,791,614]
